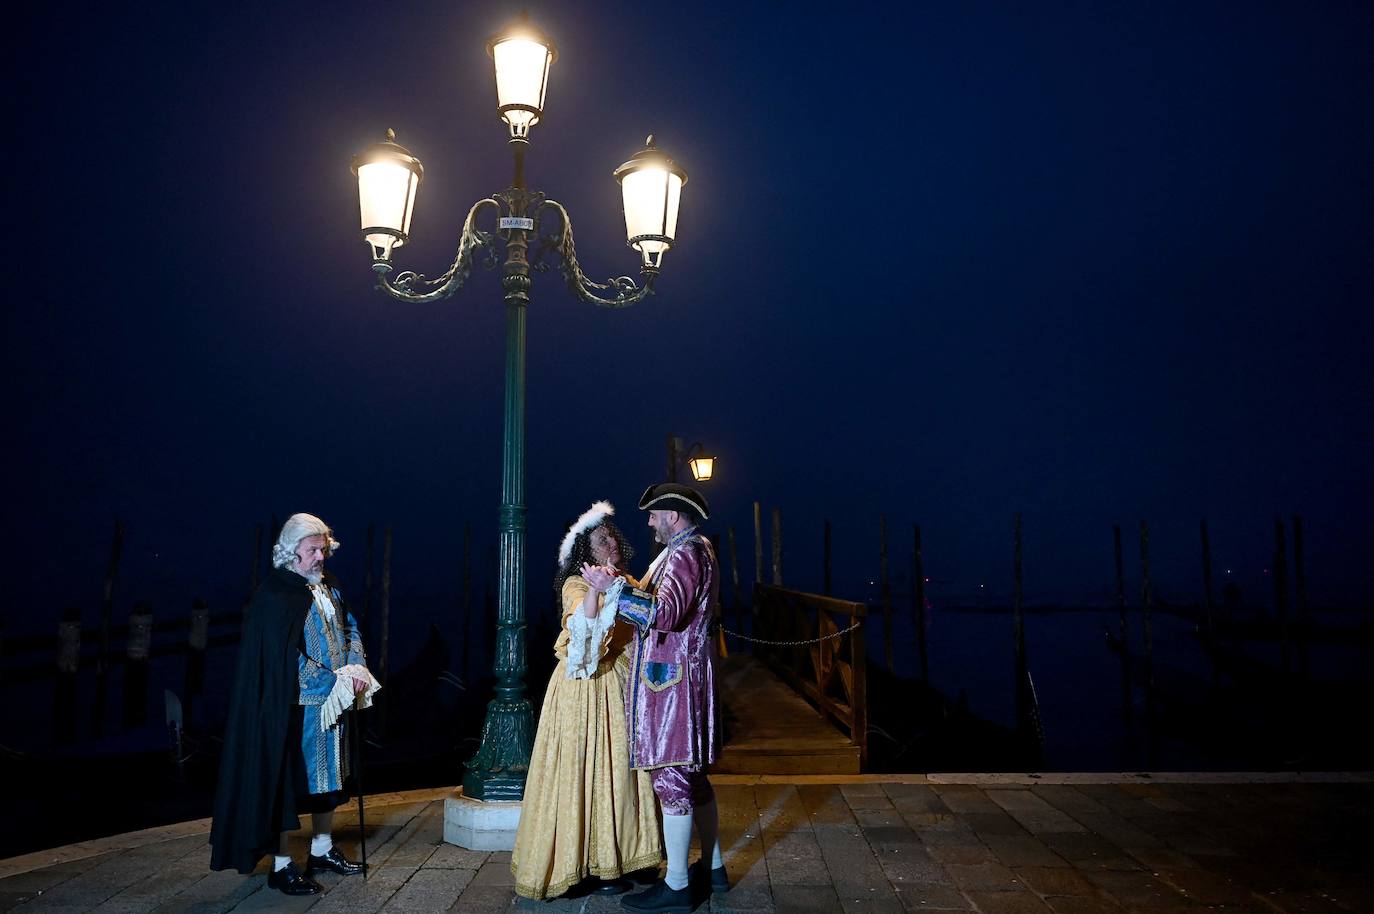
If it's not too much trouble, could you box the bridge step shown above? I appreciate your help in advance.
[716,654,862,775]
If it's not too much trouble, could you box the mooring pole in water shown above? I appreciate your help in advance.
[823,519,832,596]
[727,525,742,633]
[771,507,784,586]
[1273,516,1290,674]
[461,521,472,681]
[912,523,928,683]
[93,518,124,738]
[1200,518,1215,631]
[1293,514,1309,679]
[1013,513,1025,668]
[879,513,893,673]
[1139,520,1154,690]
[379,524,393,738]
[753,501,763,590]
[1113,524,1127,647]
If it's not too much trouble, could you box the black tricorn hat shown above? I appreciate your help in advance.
[638,482,710,521]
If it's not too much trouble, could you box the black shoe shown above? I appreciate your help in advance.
[267,861,323,895]
[595,878,633,895]
[306,846,366,877]
[691,860,729,894]
[622,879,692,913]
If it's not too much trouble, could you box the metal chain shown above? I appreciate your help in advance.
[718,620,862,647]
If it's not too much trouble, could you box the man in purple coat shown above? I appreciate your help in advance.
[582,483,726,913]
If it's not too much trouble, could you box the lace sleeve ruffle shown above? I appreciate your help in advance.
[565,583,618,679]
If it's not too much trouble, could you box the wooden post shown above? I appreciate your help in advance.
[1113,524,1127,646]
[93,518,124,737]
[462,521,472,681]
[1013,513,1025,669]
[879,514,893,672]
[1200,519,1214,631]
[362,522,375,635]
[823,519,833,596]
[912,523,928,683]
[771,507,783,586]
[727,526,742,634]
[123,601,153,728]
[251,523,263,595]
[380,524,393,735]
[54,606,81,743]
[1140,520,1154,685]
[1293,514,1309,678]
[185,598,209,721]
[1273,516,1290,673]
[753,502,763,587]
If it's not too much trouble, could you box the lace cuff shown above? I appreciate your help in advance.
[566,585,618,679]
[319,664,382,731]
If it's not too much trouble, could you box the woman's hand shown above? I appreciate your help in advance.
[581,563,617,592]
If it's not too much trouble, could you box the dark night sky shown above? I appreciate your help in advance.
[7,0,1373,635]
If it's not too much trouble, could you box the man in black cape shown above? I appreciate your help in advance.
[209,513,378,895]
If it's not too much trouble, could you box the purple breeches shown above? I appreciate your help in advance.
[649,765,715,816]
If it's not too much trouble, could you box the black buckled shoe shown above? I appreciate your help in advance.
[691,859,729,894]
[306,846,366,877]
[621,879,692,913]
[595,877,633,895]
[267,861,323,895]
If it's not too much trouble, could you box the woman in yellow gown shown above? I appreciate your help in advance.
[511,501,662,899]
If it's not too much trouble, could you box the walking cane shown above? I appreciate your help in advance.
[350,705,368,879]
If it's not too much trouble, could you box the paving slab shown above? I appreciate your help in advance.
[2,776,1372,914]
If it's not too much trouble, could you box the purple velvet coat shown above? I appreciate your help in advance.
[613,530,721,770]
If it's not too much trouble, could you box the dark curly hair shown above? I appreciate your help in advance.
[553,518,635,596]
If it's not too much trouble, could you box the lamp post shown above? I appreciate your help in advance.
[352,15,688,802]
[666,435,715,483]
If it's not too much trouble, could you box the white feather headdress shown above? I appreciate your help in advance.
[558,501,615,566]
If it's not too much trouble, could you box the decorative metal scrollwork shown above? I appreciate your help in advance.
[376,189,656,309]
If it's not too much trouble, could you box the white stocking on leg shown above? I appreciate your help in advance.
[662,813,692,890]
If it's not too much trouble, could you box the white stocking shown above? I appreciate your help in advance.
[693,798,723,868]
[663,813,692,890]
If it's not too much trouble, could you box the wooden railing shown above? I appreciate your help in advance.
[752,583,867,767]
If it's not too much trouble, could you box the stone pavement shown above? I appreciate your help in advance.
[2,774,1372,914]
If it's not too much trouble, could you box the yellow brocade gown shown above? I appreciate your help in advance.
[510,575,662,899]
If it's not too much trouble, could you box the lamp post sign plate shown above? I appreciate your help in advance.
[499,216,535,230]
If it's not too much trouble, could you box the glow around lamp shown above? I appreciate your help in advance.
[487,16,556,141]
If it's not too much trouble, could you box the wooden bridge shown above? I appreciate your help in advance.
[714,584,867,775]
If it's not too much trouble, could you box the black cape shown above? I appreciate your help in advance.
[208,565,315,873]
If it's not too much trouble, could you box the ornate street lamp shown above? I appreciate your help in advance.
[352,16,687,803]
[666,435,715,483]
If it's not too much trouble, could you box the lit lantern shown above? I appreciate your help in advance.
[487,16,556,141]
[614,136,688,269]
[350,129,424,272]
[688,454,715,482]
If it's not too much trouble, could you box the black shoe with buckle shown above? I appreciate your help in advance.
[306,846,366,877]
[691,859,729,894]
[621,879,692,913]
[595,877,633,895]
[267,861,323,895]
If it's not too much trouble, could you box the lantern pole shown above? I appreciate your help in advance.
[353,21,687,803]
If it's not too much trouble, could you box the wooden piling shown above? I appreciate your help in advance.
[912,523,928,682]
[1113,524,1127,646]
[54,606,81,743]
[823,519,833,596]
[462,521,472,681]
[1013,513,1025,667]
[727,526,742,633]
[1139,520,1154,684]
[1273,517,1290,673]
[879,514,893,672]
[93,518,124,737]
[753,502,763,587]
[123,602,153,727]
[380,524,392,735]
[362,522,375,634]
[185,598,209,719]
[1200,519,1214,630]
[1293,514,1309,678]
[771,507,783,586]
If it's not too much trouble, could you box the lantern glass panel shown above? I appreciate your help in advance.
[689,456,715,481]
[357,159,418,249]
[493,38,551,129]
[621,167,682,256]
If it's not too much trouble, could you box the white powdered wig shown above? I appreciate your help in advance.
[272,512,341,569]
[557,501,614,566]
